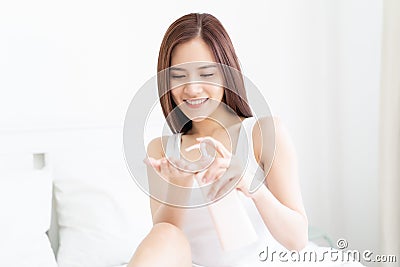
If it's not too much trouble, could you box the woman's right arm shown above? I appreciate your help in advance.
[146,137,191,228]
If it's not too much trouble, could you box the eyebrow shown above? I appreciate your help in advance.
[198,64,217,70]
[169,64,218,71]
[170,67,186,71]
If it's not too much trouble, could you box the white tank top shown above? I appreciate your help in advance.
[165,117,284,267]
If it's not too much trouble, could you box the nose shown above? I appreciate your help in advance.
[183,82,203,96]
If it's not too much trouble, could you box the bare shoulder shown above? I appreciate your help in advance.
[255,116,283,130]
[252,116,287,140]
[251,116,291,164]
[146,136,170,159]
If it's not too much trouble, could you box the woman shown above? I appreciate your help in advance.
[129,13,361,267]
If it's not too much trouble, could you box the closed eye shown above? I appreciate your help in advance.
[200,73,214,77]
[171,75,186,79]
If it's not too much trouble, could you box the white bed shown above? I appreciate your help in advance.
[0,127,364,267]
[0,127,151,267]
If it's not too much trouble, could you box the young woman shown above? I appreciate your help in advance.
[129,13,363,267]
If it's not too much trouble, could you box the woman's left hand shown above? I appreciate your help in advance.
[185,137,252,200]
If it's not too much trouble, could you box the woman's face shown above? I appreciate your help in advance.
[169,38,224,122]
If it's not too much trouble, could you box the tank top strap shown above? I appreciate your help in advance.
[241,117,257,142]
[165,133,182,159]
[237,117,257,159]
[236,117,261,189]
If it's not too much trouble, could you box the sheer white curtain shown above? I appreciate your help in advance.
[379,0,400,258]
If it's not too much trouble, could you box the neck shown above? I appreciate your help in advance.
[188,105,244,136]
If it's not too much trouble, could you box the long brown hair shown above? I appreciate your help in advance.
[157,13,253,134]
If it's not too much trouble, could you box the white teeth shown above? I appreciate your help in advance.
[186,98,207,105]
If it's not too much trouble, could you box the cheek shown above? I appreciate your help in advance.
[214,87,224,101]
[170,88,182,104]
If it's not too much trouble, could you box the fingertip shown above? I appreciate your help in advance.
[185,144,200,152]
[143,157,154,164]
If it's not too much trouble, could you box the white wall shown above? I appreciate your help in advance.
[0,0,382,263]
[271,1,382,260]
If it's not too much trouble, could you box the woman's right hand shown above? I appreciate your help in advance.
[144,157,195,188]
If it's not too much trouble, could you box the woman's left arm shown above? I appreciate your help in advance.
[250,117,308,251]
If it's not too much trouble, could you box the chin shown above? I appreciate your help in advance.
[180,109,215,122]
[182,105,221,123]
[190,116,207,122]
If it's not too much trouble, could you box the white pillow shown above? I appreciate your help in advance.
[53,128,152,267]
[0,168,57,267]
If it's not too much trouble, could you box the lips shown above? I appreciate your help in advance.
[184,98,208,108]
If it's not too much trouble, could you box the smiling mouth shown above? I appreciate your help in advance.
[184,98,208,108]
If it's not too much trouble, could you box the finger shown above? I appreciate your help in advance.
[204,157,231,182]
[200,142,211,158]
[207,175,228,200]
[202,159,230,183]
[197,137,230,157]
[164,158,181,175]
[161,158,178,178]
[166,158,196,181]
[167,157,182,170]
[170,158,196,173]
[185,143,200,152]
[157,158,168,178]
[143,157,160,166]
[185,143,214,161]
[162,159,182,184]
[214,157,231,169]
[202,168,226,184]
[208,172,241,200]
[214,177,239,199]
[143,157,161,172]
[196,137,231,158]
[194,170,206,184]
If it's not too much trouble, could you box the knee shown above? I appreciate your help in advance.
[146,223,191,261]
[151,223,189,247]
[151,222,182,235]
[129,223,191,267]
